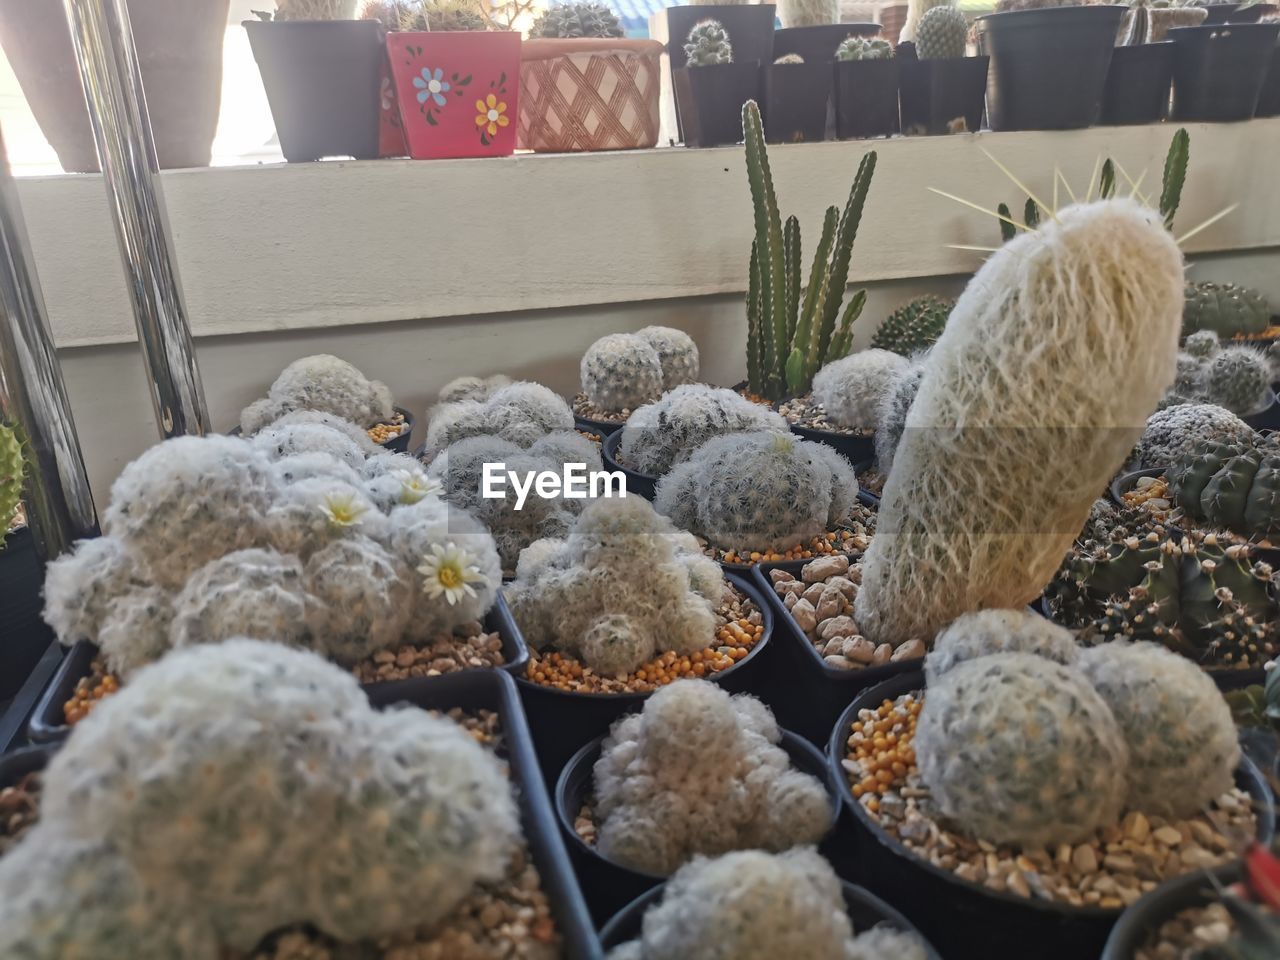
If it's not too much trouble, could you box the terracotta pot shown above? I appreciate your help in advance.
[0,0,229,173]
[518,38,663,153]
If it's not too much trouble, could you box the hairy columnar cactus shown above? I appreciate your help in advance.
[870,296,954,356]
[855,200,1184,647]
[1183,281,1271,338]
[778,0,839,27]
[916,4,967,59]
[529,0,623,37]
[1202,345,1272,415]
[684,19,733,65]
[580,333,665,414]
[0,424,22,542]
[1168,435,1280,539]
[834,36,893,60]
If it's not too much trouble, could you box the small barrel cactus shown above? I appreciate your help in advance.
[0,423,22,541]
[1168,435,1280,540]
[811,348,911,430]
[636,325,700,390]
[923,608,1079,686]
[916,653,1130,849]
[1203,345,1272,415]
[835,36,893,60]
[581,333,665,414]
[916,4,967,59]
[1183,281,1271,339]
[874,357,927,474]
[529,0,623,37]
[422,380,575,460]
[1078,641,1240,820]
[239,354,393,434]
[684,19,733,65]
[262,0,358,20]
[1184,329,1221,359]
[870,296,954,356]
[1133,402,1254,466]
[436,373,512,404]
[778,0,839,27]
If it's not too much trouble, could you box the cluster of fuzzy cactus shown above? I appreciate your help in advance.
[606,848,928,960]
[1164,332,1273,415]
[0,423,22,540]
[0,640,520,958]
[1183,280,1272,339]
[811,348,910,431]
[593,680,831,874]
[1133,401,1255,466]
[239,355,394,434]
[915,4,967,59]
[870,296,954,356]
[529,0,623,37]
[654,430,858,553]
[422,380,575,460]
[918,624,1241,848]
[618,383,786,476]
[43,424,501,677]
[505,497,726,676]
[835,36,893,59]
[580,327,699,414]
[684,19,733,65]
[1167,433,1280,540]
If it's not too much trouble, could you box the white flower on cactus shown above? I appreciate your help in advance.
[393,468,443,505]
[418,541,486,605]
[319,489,369,528]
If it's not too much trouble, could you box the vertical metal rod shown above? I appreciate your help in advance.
[0,126,98,560]
[63,0,210,439]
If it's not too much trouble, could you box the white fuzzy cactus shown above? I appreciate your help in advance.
[619,384,788,476]
[506,497,725,676]
[96,586,176,677]
[254,420,369,471]
[636,325,700,390]
[272,451,365,489]
[848,926,930,960]
[1132,402,1254,466]
[362,454,443,513]
[42,536,150,645]
[239,354,394,433]
[924,608,1079,686]
[422,381,574,460]
[874,356,927,474]
[812,349,910,431]
[856,201,1185,647]
[265,477,388,558]
[654,431,858,552]
[581,333,666,414]
[916,653,1130,849]
[3,640,520,956]
[437,373,512,404]
[303,536,414,663]
[594,681,832,875]
[1078,641,1240,820]
[259,409,383,455]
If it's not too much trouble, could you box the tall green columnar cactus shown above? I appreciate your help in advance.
[1160,127,1189,231]
[743,100,877,401]
[0,425,22,545]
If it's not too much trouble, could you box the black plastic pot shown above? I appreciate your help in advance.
[1200,1,1277,24]
[1107,466,1166,508]
[763,61,832,143]
[773,23,881,62]
[833,57,900,139]
[1256,46,1280,115]
[853,457,881,506]
[0,639,61,754]
[898,56,990,136]
[573,414,622,438]
[827,670,1276,960]
[556,726,840,923]
[978,5,1125,131]
[788,422,876,466]
[600,430,657,501]
[229,405,417,454]
[671,61,763,148]
[28,594,529,744]
[514,571,774,791]
[600,878,943,957]
[1100,862,1241,960]
[1243,389,1279,430]
[1101,42,1175,125]
[1170,22,1280,121]
[0,526,55,705]
[244,19,383,163]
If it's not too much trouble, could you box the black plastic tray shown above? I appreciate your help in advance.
[787,422,875,466]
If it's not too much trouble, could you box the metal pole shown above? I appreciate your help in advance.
[0,126,98,560]
[63,0,210,439]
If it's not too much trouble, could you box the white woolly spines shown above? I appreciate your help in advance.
[636,325,700,390]
[812,348,910,430]
[41,536,149,645]
[362,455,443,513]
[239,354,393,433]
[916,653,1130,849]
[924,608,1079,686]
[97,587,176,678]
[437,373,512,404]
[505,497,724,675]
[856,200,1185,647]
[619,383,788,476]
[423,381,574,459]
[1133,403,1254,466]
[848,926,930,960]
[265,477,387,558]
[102,435,279,589]
[258,409,383,456]
[1077,642,1241,820]
[303,536,414,663]
[874,357,927,474]
[581,333,665,413]
[21,640,519,952]
[627,849,852,958]
[654,431,858,552]
[254,421,369,470]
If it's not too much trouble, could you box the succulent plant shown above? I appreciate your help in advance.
[900,0,953,42]
[255,420,370,471]
[42,536,150,646]
[1078,641,1240,819]
[239,355,394,434]
[873,356,927,475]
[580,333,666,414]
[743,100,877,401]
[774,52,806,63]
[848,926,931,960]
[395,0,489,30]
[856,200,1185,648]
[778,0,839,27]
[1167,435,1280,540]
[924,608,1079,686]
[1203,345,1272,415]
[870,296,954,356]
[684,19,733,65]
[811,348,910,431]
[436,373,512,404]
[654,430,858,553]
[0,423,22,543]
[916,653,1130,849]
[637,325,700,390]
[529,0,623,37]
[256,0,359,20]
[422,381,575,460]
[1133,402,1255,467]
[1183,281,1272,339]
[1185,329,1222,359]
[835,36,893,60]
[916,4,967,59]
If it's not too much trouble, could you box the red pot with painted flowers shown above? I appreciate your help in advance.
[387,30,521,159]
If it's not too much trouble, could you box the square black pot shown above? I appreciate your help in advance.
[1100,42,1174,125]
[672,61,764,147]
[897,56,989,135]
[1170,22,1280,121]
[834,57,899,139]
[764,61,833,143]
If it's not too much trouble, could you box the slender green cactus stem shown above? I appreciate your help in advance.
[997,203,1016,243]
[1099,159,1116,200]
[747,242,762,392]
[1160,128,1189,231]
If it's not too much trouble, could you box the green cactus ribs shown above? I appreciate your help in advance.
[1183,281,1273,339]
[870,296,955,356]
[1167,434,1280,542]
[529,0,623,38]
[0,423,24,543]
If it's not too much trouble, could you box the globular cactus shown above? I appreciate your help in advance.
[593,681,832,874]
[261,0,359,19]
[42,536,151,646]
[874,357,927,474]
[684,19,733,65]
[1203,345,1272,415]
[923,608,1079,686]
[0,424,21,542]
[811,348,910,431]
[870,296,954,356]
[900,0,952,42]
[654,431,858,553]
[619,384,788,476]
[505,497,725,676]
[916,653,1130,848]
[1167,435,1280,540]
[96,587,176,677]
[239,354,393,432]
[303,535,415,663]
[1183,281,1271,339]
[581,333,665,414]
[529,0,623,36]
[855,200,1184,648]
[1184,329,1221,359]
[1078,641,1240,819]
[636,325,699,390]
[1,640,520,956]
[1133,402,1254,467]
[778,0,839,27]
[835,36,893,59]
[915,4,967,59]
[257,409,382,456]
[422,381,574,461]
[362,454,443,513]
[254,420,369,471]
[272,451,365,490]
[265,477,388,558]
[436,373,512,404]
[774,52,805,63]
[392,0,488,30]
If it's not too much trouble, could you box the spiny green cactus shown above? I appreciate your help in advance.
[870,296,954,355]
[1203,345,1272,415]
[1168,436,1280,540]
[529,1,623,38]
[390,0,488,30]
[1183,281,1272,338]
[835,36,893,60]
[916,4,967,59]
[743,100,877,401]
[0,424,22,544]
[684,19,733,65]
[255,0,358,19]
